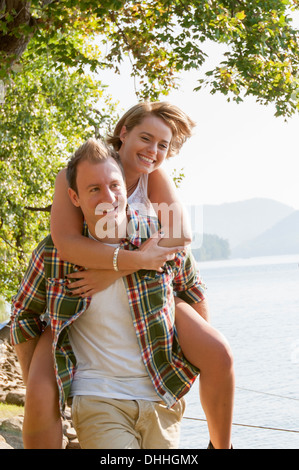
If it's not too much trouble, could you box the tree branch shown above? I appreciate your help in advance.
[0,234,25,254]
[40,0,60,6]
[25,204,52,213]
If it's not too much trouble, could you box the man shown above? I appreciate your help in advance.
[11,138,207,449]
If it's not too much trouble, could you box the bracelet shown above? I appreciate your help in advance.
[113,246,120,272]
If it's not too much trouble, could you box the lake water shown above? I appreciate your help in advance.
[179,254,299,449]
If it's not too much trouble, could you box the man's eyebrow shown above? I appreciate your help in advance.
[86,178,122,189]
[86,183,99,188]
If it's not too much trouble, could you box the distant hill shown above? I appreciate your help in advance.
[232,210,299,258]
[192,233,230,261]
[200,198,295,249]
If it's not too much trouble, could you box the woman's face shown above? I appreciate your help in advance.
[118,115,173,178]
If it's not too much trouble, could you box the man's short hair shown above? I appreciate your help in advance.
[66,138,125,193]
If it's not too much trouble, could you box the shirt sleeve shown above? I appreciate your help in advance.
[171,247,207,304]
[10,240,47,345]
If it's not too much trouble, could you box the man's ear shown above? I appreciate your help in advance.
[68,187,80,207]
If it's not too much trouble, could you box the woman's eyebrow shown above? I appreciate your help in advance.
[140,131,170,144]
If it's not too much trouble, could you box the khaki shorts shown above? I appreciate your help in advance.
[71,395,186,449]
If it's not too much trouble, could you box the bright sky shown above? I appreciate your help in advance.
[99,41,299,211]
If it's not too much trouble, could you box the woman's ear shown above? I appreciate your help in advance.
[119,125,128,143]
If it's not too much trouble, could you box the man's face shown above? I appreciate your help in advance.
[68,157,127,242]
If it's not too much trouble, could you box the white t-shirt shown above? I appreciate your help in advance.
[68,243,159,401]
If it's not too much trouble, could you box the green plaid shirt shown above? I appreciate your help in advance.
[11,208,206,413]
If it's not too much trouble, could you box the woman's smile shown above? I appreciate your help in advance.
[137,153,156,166]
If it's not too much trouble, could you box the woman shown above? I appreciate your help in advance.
[23,102,234,449]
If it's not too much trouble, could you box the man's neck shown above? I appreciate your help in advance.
[88,229,122,245]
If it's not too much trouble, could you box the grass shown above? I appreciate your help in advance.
[0,403,24,421]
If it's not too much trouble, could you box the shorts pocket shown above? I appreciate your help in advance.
[71,395,80,429]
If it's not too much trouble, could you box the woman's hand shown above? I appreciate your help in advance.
[66,269,124,297]
[137,230,184,272]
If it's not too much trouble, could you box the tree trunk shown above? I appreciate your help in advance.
[0,1,34,67]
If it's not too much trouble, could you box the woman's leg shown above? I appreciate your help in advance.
[22,326,63,449]
[175,297,235,449]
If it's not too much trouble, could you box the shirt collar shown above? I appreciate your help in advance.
[83,205,158,249]
[124,206,145,248]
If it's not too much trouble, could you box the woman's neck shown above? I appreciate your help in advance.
[118,151,141,196]
[126,178,139,197]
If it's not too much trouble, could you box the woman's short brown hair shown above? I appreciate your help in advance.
[107,101,196,158]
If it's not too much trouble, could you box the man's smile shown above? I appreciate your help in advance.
[95,203,118,216]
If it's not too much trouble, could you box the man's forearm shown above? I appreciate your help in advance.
[14,337,39,385]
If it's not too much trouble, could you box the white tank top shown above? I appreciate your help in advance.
[127,174,156,217]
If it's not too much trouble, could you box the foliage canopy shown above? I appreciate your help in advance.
[1,1,299,114]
